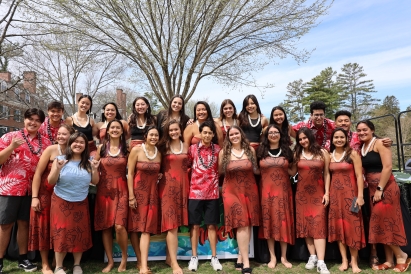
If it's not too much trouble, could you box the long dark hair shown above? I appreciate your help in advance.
[160,95,188,127]
[100,120,128,157]
[101,102,123,122]
[329,127,352,164]
[193,101,214,122]
[258,124,293,163]
[158,120,184,154]
[219,99,238,121]
[78,95,93,115]
[238,94,262,127]
[269,106,290,144]
[129,96,155,127]
[294,127,324,162]
[65,132,91,171]
[356,120,379,138]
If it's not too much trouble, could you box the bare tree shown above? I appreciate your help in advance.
[185,97,219,119]
[23,0,331,107]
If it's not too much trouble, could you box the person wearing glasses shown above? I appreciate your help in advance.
[292,101,335,148]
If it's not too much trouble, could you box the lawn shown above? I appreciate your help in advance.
[2,258,384,273]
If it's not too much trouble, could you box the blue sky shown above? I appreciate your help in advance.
[192,0,411,117]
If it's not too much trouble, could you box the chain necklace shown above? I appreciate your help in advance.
[301,149,314,160]
[197,143,215,169]
[142,143,158,160]
[47,118,62,143]
[74,113,89,128]
[170,141,183,155]
[248,114,260,128]
[20,129,42,155]
[136,117,147,129]
[308,118,328,147]
[361,137,376,157]
[332,150,346,162]
[268,148,282,158]
[222,119,237,133]
[231,148,244,159]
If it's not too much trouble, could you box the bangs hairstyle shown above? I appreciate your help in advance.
[329,127,353,164]
[356,119,378,138]
[219,99,237,120]
[65,132,91,172]
[158,119,184,154]
[294,127,323,162]
[269,106,291,145]
[199,120,219,145]
[100,120,128,157]
[129,96,155,127]
[24,108,46,123]
[78,95,93,115]
[220,125,258,174]
[257,124,293,163]
[48,101,64,111]
[193,101,214,122]
[238,94,262,127]
[101,102,123,122]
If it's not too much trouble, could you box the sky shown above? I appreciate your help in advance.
[191,0,411,117]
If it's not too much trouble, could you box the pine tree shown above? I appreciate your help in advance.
[283,79,306,123]
[337,63,379,121]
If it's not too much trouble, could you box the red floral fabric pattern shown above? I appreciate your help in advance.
[38,117,63,143]
[292,118,335,147]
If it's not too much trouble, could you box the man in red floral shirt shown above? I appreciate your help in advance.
[38,101,65,144]
[0,109,51,273]
[187,120,223,272]
[293,101,335,148]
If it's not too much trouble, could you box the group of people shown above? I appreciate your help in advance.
[0,94,409,274]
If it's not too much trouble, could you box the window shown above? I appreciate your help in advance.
[0,81,7,92]
[25,92,31,103]
[14,109,22,122]
[0,105,9,118]
[14,87,21,100]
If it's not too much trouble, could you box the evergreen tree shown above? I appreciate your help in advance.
[283,79,306,123]
[337,63,379,121]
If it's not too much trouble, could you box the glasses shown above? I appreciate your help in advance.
[313,114,324,118]
[268,131,280,136]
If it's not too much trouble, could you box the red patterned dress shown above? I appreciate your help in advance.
[295,159,327,239]
[128,161,161,234]
[28,160,54,251]
[95,155,128,230]
[259,157,294,244]
[222,159,260,231]
[159,154,189,232]
[328,162,366,250]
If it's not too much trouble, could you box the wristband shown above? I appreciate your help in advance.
[129,197,136,201]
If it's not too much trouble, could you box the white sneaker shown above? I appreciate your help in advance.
[188,256,198,271]
[210,256,223,271]
[305,256,318,270]
[317,262,330,274]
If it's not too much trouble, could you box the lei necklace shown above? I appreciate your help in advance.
[308,118,328,147]
[197,143,215,169]
[20,129,42,155]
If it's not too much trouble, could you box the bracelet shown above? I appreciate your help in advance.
[129,197,136,201]
[32,197,39,199]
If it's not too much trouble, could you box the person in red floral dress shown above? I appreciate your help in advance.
[38,101,65,144]
[0,108,52,273]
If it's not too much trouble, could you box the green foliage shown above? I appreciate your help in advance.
[283,79,306,123]
[143,91,162,115]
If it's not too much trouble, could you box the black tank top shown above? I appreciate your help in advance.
[362,150,383,173]
[130,125,148,140]
[242,118,262,143]
[72,118,93,141]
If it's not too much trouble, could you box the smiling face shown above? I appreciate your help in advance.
[228,127,242,145]
[310,109,325,127]
[135,99,148,115]
[195,104,208,121]
[335,115,351,132]
[104,104,117,120]
[246,98,256,114]
[145,128,159,146]
[168,123,181,140]
[56,127,71,145]
[170,97,183,113]
[356,122,374,142]
[24,115,42,134]
[332,130,347,148]
[223,103,235,119]
[272,109,285,125]
[107,121,123,139]
[70,136,86,154]
[267,127,281,145]
[78,98,91,113]
[48,108,64,123]
[200,126,214,145]
[298,132,310,149]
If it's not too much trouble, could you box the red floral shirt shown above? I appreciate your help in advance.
[187,142,220,200]
[38,117,64,143]
[0,129,52,196]
[293,118,335,147]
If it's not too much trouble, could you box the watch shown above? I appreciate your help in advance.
[376,186,384,191]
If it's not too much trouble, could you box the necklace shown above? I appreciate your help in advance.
[108,146,121,157]
[302,149,314,160]
[73,113,89,128]
[46,118,62,143]
[308,118,328,147]
[136,117,147,129]
[268,148,282,158]
[103,121,108,128]
[231,148,244,159]
[196,120,200,128]
[248,114,260,128]
[20,129,42,155]
[57,144,63,155]
[142,143,158,160]
[197,143,215,169]
[332,150,346,162]
[222,119,237,133]
[170,141,183,155]
[361,137,376,157]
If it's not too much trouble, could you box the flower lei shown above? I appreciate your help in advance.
[20,129,42,155]
[197,143,215,169]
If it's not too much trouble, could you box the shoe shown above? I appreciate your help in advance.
[18,259,37,272]
[317,262,330,274]
[305,256,317,270]
[188,256,198,271]
[72,265,83,274]
[210,256,222,271]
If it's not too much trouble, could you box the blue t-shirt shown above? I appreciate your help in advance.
[54,155,91,202]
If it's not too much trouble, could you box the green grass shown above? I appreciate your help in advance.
[3,258,383,273]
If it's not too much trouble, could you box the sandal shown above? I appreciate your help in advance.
[369,255,379,268]
[372,263,393,270]
[73,265,83,274]
[54,267,66,274]
[234,262,244,270]
[393,258,411,273]
[242,267,252,274]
